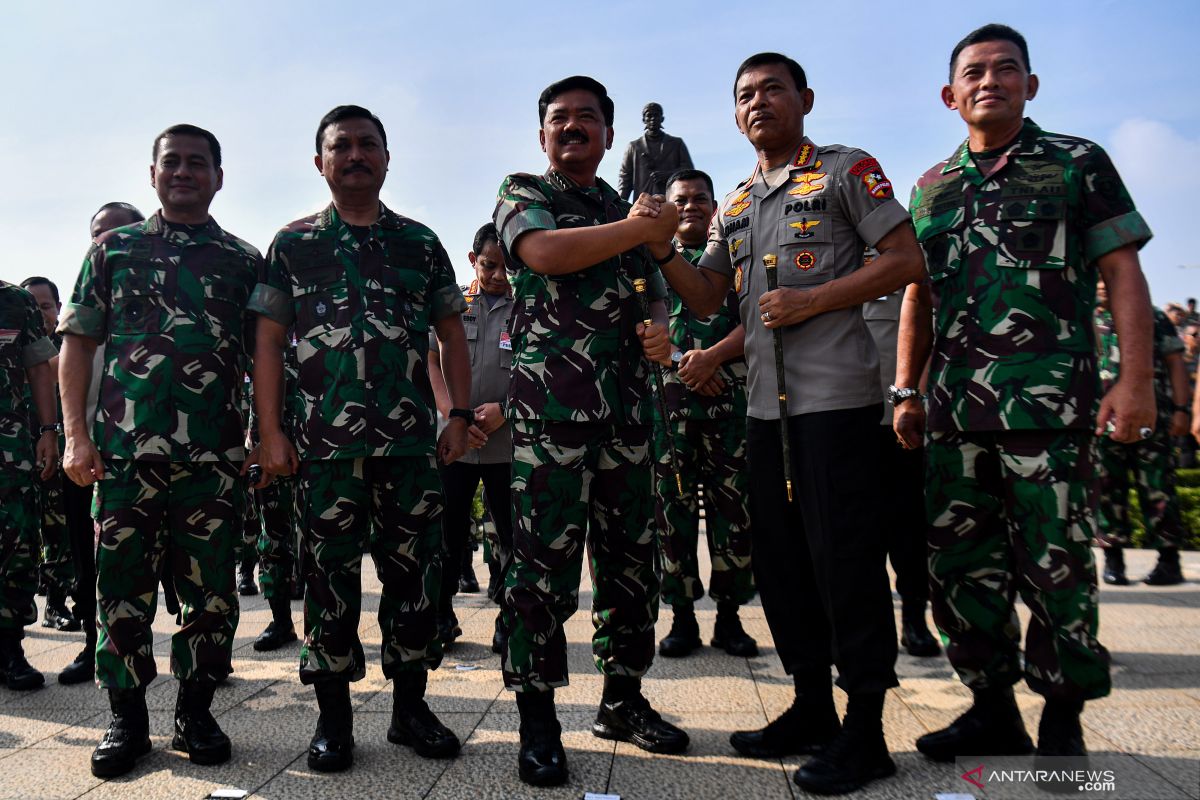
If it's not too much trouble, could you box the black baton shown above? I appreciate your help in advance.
[763,254,794,503]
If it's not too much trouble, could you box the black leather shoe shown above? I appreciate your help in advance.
[0,634,45,691]
[593,693,689,754]
[308,679,354,772]
[437,614,461,649]
[238,564,259,596]
[1143,549,1184,586]
[712,603,758,657]
[42,590,81,631]
[254,596,298,652]
[388,700,460,758]
[91,687,151,777]
[171,679,231,765]
[658,606,701,658]
[900,616,941,657]
[58,648,96,685]
[1103,547,1129,586]
[491,615,508,655]
[1035,699,1088,793]
[730,698,840,758]
[517,694,568,787]
[458,573,480,594]
[916,687,1033,762]
[793,727,896,795]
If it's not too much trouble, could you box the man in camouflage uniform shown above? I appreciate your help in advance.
[0,282,59,692]
[59,125,260,777]
[19,277,78,633]
[651,169,757,661]
[1096,285,1190,586]
[652,53,923,795]
[493,75,688,788]
[251,105,469,773]
[894,25,1156,762]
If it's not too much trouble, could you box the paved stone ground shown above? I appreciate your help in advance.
[1,547,1197,799]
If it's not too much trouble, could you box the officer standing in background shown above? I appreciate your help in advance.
[648,52,924,795]
[896,24,1155,763]
[493,75,688,788]
[652,169,757,661]
[0,281,59,692]
[59,125,260,776]
[861,277,939,658]
[1096,283,1190,586]
[427,222,516,655]
[251,105,470,773]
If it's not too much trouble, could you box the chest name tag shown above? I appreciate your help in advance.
[499,331,512,351]
[0,329,18,345]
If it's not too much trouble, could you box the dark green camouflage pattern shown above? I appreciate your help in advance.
[1096,306,1182,426]
[297,457,443,683]
[0,470,39,631]
[493,170,667,424]
[502,420,658,692]
[94,459,241,688]
[57,213,262,461]
[910,118,1152,433]
[925,429,1110,700]
[254,476,297,599]
[0,282,56,469]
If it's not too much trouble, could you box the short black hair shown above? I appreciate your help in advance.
[91,202,145,226]
[472,223,500,255]
[316,105,388,154]
[949,24,1031,82]
[538,76,615,127]
[153,124,222,168]
[734,53,807,97]
[20,276,59,305]
[666,169,715,197]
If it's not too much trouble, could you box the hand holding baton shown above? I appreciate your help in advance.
[763,254,794,503]
[633,277,683,495]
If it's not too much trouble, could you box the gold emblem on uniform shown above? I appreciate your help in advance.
[729,237,745,257]
[788,218,820,239]
[788,161,826,196]
[724,190,752,218]
[794,250,816,271]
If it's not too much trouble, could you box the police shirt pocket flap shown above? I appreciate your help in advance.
[778,214,830,246]
[726,228,752,262]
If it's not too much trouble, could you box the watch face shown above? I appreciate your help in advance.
[671,352,683,364]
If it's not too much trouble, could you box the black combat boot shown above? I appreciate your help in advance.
[436,611,461,649]
[237,559,258,596]
[1102,546,1129,586]
[91,686,151,777]
[900,602,941,657]
[657,603,701,658]
[0,631,45,691]
[491,613,508,655]
[593,675,689,753]
[60,616,97,685]
[916,685,1034,762]
[517,689,567,786]
[1035,697,1088,792]
[172,679,231,765]
[458,546,480,593]
[1143,547,1184,586]
[308,677,354,772]
[731,671,840,758]
[793,691,896,795]
[711,601,758,657]
[253,594,298,652]
[387,671,460,758]
[42,587,81,631]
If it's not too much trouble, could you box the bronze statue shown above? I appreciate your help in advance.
[617,103,693,200]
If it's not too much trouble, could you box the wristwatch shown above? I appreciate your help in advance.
[887,385,923,406]
[670,351,684,368]
[448,408,473,423]
[39,422,62,435]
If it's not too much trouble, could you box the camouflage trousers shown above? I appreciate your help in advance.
[1096,427,1186,549]
[504,421,659,693]
[93,459,242,688]
[926,429,1110,701]
[38,471,76,595]
[237,490,258,567]
[0,467,39,631]
[253,476,297,600]
[297,457,444,684]
[653,416,754,606]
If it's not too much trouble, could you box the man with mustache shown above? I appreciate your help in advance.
[653,169,757,661]
[896,24,1154,762]
[59,125,260,777]
[251,105,471,773]
[492,75,687,787]
[644,52,924,794]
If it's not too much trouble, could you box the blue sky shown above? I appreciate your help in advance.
[5,1,1198,304]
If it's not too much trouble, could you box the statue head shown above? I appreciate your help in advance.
[642,103,664,135]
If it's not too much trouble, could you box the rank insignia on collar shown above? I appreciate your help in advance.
[793,144,814,166]
[788,218,820,239]
[734,264,744,293]
[724,190,752,218]
[794,250,816,271]
[788,161,825,196]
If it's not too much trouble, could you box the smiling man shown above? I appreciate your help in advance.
[492,75,686,787]
[58,125,261,777]
[895,24,1155,763]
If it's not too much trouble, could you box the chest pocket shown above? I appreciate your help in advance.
[200,263,250,334]
[382,243,431,334]
[289,240,346,337]
[997,195,1066,269]
[462,317,479,365]
[915,208,965,283]
[727,227,753,299]
[777,213,831,288]
[110,257,167,336]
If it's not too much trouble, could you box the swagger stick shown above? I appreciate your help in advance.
[762,254,794,503]
[633,277,683,495]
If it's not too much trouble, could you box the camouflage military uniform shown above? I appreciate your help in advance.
[248,203,464,683]
[0,283,58,632]
[1095,306,1187,549]
[58,213,261,688]
[911,118,1152,700]
[654,243,753,607]
[494,169,667,692]
[22,356,75,599]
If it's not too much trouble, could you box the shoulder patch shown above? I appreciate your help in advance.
[850,158,893,200]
